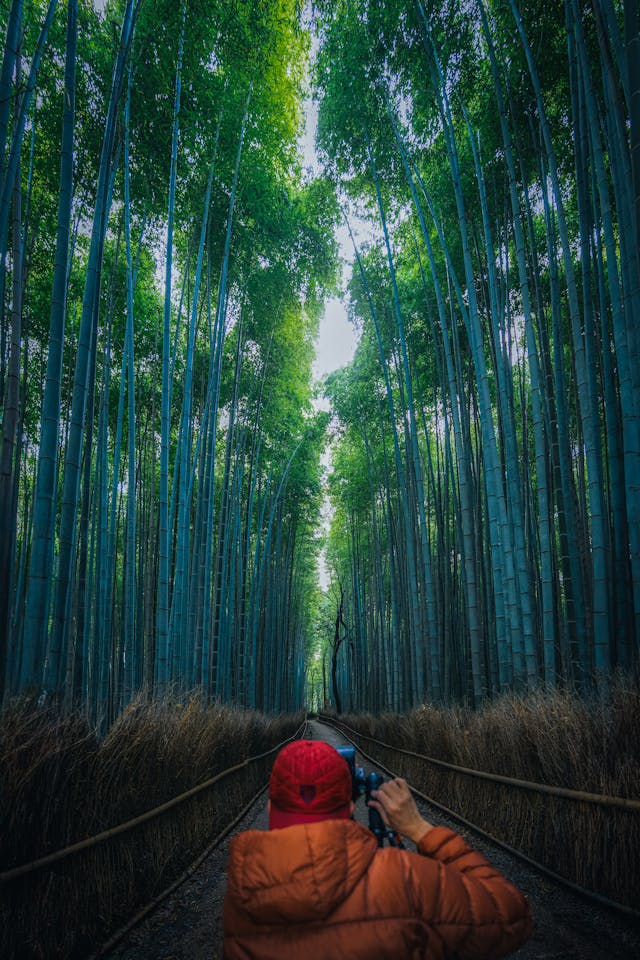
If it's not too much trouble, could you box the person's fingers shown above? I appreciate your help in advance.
[375,780,396,798]
[369,779,434,842]
[375,779,410,805]
[384,778,408,793]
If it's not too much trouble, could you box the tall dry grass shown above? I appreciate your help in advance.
[338,674,640,910]
[0,696,303,959]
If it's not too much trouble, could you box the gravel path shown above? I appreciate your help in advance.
[105,720,640,960]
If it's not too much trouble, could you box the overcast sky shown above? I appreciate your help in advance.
[299,39,363,590]
[301,98,360,385]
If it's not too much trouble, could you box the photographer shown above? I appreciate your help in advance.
[223,739,531,959]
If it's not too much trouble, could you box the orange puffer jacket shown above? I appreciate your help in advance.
[223,819,531,959]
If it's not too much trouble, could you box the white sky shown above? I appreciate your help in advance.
[298,69,362,591]
[301,98,360,386]
[312,293,359,382]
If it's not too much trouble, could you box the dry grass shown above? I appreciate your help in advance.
[339,674,640,910]
[0,696,303,959]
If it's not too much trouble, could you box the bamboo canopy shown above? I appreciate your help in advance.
[0,0,638,718]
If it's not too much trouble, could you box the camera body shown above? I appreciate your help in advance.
[336,745,403,848]
[336,744,365,799]
[336,745,382,803]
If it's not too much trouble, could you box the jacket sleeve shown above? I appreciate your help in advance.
[410,826,532,960]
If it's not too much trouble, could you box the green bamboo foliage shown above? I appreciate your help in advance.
[21,0,78,691]
[47,0,138,696]
[317,0,640,709]
[155,1,186,693]
[1,0,336,717]
[122,59,136,703]
[0,0,22,187]
[3,0,638,718]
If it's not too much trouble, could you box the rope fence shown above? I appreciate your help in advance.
[317,714,639,917]
[88,780,271,959]
[1,717,306,960]
[319,717,640,921]
[318,714,640,811]
[0,721,304,885]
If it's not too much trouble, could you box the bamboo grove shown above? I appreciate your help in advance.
[316,0,640,711]
[0,0,338,723]
[2,0,640,723]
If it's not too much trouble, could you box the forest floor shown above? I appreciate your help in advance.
[106,720,640,960]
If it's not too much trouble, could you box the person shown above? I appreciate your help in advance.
[223,739,532,959]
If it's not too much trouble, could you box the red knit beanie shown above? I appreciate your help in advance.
[268,739,352,829]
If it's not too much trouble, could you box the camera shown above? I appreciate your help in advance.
[336,746,403,848]
[336,745,383,803]
[336,745,366,799]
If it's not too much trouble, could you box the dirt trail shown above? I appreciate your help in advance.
[106,721,640,960]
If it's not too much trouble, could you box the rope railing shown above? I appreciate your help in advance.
[318,714,640,812]
[88,781,271,959]
[0,720,306,885]
[323,719,640,922]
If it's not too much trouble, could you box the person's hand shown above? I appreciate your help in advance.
[368,778,433,844]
